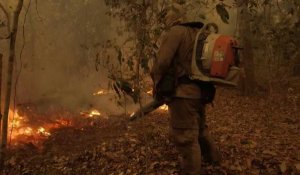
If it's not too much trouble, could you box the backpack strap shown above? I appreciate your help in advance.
[190,28,210,82]
[195,32,209,72]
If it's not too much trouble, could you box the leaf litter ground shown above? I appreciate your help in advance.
[4,88,300,175]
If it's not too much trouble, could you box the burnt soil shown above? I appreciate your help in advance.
[3,88,300,175]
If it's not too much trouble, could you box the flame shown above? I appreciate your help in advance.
[146,90,153,95]
[8,106,105,144]
[55,119,72,127]
[37,127,51,136]
[8,109,53,139]
[93,90,105,96]
[81,109,102,118]
[17,127,33,136]
[130,112,135,117]
[9,109,29,139]
[9,110,25,128]
[93,89,111,96]
[10,118,21,128]
[8,109,73,143]
[159,104,169,111]
[89,110,101,117]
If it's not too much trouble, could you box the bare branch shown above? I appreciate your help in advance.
[0,2,8,17]
[276,0,286,15]
[35,0,44,21]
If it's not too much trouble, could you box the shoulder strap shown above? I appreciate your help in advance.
[195,32,209,71]
[190,29,210,82]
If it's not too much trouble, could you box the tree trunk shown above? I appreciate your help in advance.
[0,54,3,129]
[0,2,11,40]
[0,53,3,126]
[239,4,256,95]
[134,1,147,106]
[0,0,24,168]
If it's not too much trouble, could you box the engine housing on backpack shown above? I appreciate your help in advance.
[190,31,241,87]
[202,34,239,78]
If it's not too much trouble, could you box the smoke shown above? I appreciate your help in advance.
[185,0,238,36]
[0,0,121,114]
[0,0,238,115]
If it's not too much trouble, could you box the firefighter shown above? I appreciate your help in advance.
[151,4,221,174]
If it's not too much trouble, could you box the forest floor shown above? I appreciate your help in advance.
[3,88,300,175]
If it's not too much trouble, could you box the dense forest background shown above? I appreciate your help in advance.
[0,0,299,114]
[0,0,299,174]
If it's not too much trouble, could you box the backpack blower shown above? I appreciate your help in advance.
[130,23,242,121]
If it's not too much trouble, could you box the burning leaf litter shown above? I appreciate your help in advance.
[80,109,107,119]
[92,89,111,96]
[88,110,101,117]
[37,127,51,136]
[8,110,52,139]
[146,89,153,95]
[8,108,76,144]
[9,105,108,145]
[159,104,169,111]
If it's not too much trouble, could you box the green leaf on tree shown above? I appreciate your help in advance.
[216,3,229,24]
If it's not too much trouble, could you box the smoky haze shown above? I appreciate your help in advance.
[0,0,237,115]
[0,0,120,114]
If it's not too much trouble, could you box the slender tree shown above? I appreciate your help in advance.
[0,2,10,40]
[0,0,24,168]
[237,0,256,95]
[0,1,10,134]
[0,54,2,133]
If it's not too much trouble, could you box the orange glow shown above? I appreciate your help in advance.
[8,106,106,145]
[159,104,168,111]
[55,119,72,127]
[8,109,73,144]
[146,90,153,95]
[14,126,34,136]
[81,109,102,118]
[89,110,101,117]
[9,109,30,140]
[37,127,51,136]
[93,89,110,96]
[93,90,105,96]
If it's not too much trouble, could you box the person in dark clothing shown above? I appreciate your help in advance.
[151,4,221,175]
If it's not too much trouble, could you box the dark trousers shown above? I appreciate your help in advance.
[168,98,221,175]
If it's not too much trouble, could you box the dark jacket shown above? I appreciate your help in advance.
[151,25,202,99]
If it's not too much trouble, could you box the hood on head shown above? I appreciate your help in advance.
[165,3,204,29]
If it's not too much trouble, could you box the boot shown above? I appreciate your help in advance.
[197,105,221,165]
[199,136,222,165]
